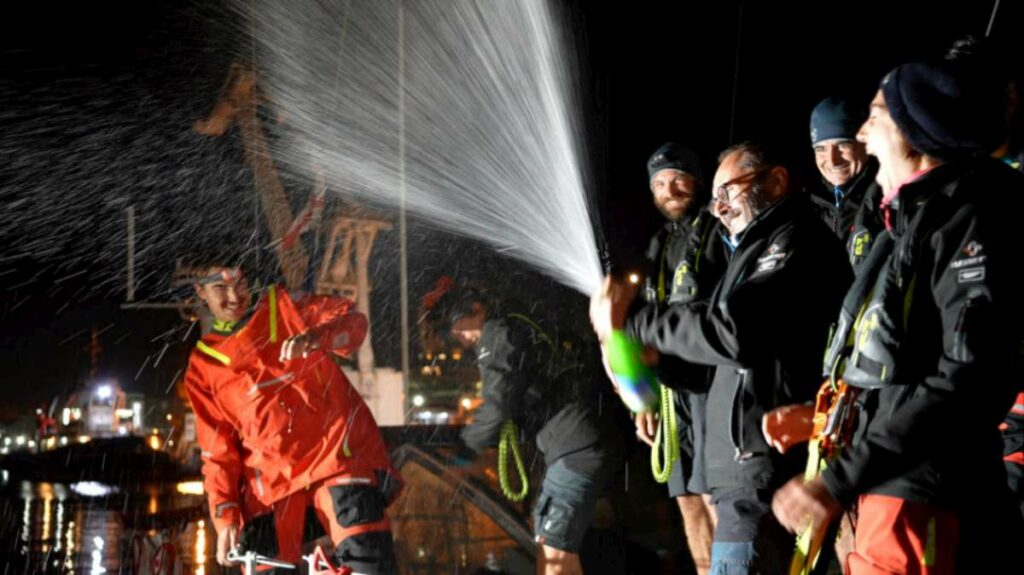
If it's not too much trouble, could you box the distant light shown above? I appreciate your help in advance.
[420,366,432,376]
[78,436,91,444]
[176,481,204,496]
[96,385,112,400]
[436,412,449,421]
[165,414,173,422]
[418,410,433,421]
[147,436,161,451]
[45,437,57,450]
[62,408,71,426]
[72,408,82,421]
[167,440,174,446]
[71,481,118,498]
[117,426,127,436]
[452,350,462,361]
[1,447,7,455]
[28,441,36,449]
[438,353,447,361]
[60,437,68,446]
[3,437,11,446]
[15,436,25,446]
[115,409,134,419]
[628,273,641,285]
[412,394,425,407]
[461,398,472,409]
[1,469,7,484]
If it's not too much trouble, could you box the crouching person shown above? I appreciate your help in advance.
[422,281,622,575]
[183,253,400,573]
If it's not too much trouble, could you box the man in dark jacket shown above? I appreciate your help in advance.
[772,58,1024,573]
[593,142,851,574]
[424,284,620,575]
[636,142,725,575]
[807,96,886,269]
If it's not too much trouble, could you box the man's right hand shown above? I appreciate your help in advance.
[216,524,239,567]
[634,411,658,447]
[589,276,638,343]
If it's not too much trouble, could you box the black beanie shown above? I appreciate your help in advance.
[810,97,865,144]
[647,143,703,183]
[881,60,1005,159]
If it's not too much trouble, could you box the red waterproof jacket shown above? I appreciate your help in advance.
[185,285,391,532]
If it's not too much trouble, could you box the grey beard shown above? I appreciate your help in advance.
[742,182,773,218]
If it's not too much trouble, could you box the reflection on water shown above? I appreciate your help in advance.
[2,444,545,574]
[0,478,216,574]
[66,518,75,572]
[195,519,207,575]
[41,487,52,553]
[91,535,105,574]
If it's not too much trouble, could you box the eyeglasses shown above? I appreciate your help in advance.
[712,168,770,206]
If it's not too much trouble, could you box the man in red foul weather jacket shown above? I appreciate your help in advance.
[184,259,399,573]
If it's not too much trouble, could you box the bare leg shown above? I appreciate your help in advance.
[537,544,583,575]
[702,493,718,526]
[678,494,716,575]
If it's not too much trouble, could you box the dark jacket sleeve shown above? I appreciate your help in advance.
[461,319,528,454]
[627,221,850,385]
[822,200,1021,503]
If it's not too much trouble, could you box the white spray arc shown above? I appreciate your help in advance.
[244,0,603,295]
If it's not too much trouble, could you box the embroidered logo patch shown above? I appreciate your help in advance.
[755,244,787,274]
[957,267,986,283]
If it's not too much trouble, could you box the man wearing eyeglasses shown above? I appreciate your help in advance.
[592,141,851,574]
[807,96,885,270]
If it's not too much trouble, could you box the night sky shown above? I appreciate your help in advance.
[1,0,1020,423]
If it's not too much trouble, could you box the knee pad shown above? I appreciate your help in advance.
[533,494,589,553]
[335,530,398,575]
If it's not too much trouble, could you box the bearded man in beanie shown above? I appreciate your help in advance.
[772,58,1024,573]
[808,97,886,269]
[634,143,725,574]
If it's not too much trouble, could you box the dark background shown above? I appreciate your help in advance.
[1,0,1020,421]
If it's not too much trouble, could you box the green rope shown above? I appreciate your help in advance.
[651,386,679,483]
[498,420,529,502]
